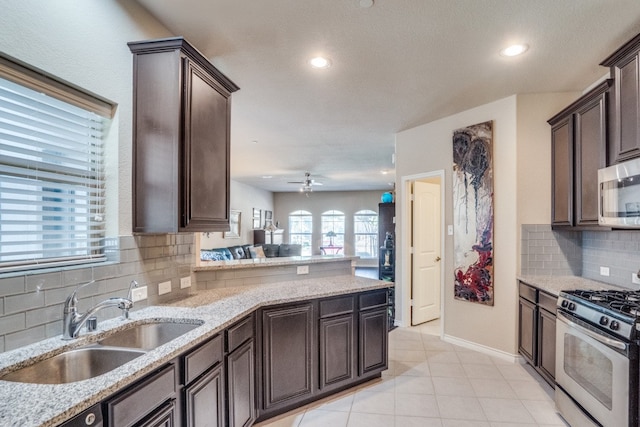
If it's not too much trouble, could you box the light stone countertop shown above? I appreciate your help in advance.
[517,275,630,296]
[0,275,391,427]
[193,254,357,271]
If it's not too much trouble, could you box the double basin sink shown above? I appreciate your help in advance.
[0,321,202,384]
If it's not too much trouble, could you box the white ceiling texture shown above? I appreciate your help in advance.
[134,0,640,193]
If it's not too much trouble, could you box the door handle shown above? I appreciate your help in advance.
[435,256,441,262]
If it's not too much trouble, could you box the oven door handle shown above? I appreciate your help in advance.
[557,311,627,351]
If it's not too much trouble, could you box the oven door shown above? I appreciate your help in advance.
[556,311,631,427]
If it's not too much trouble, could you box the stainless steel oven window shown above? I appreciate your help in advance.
[564,334,613,409]
[556,313,630,427]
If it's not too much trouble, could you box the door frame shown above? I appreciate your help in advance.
[400,170,446,336]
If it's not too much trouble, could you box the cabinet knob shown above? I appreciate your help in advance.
[435,256,441,262]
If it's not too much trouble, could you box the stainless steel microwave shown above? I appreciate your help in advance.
[598,158,640,227]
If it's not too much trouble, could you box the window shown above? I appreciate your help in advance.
[289,210,312,256]
[354,210,378,258]
[321,210,344,247]
[0,56,111,272]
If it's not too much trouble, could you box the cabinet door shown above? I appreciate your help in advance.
[575,88,607,226]
[181,57,231,231]
[136,400,176,427]
[537,308,557,385]
[612,52,640,162]
[359,307,388,376]
[319,314,356,390]
[261,303,315,412]
[184,364,224,427]
[518,297,537,365]
[227,340,256,427]
[551,117,573,226]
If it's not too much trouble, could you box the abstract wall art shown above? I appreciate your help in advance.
[452,120,494,305]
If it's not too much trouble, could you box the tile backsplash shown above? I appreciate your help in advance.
[520,224,581,276]
[0,234,194,353]
[521,224,640,289]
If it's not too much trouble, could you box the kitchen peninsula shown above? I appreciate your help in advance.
[0,271,391,427]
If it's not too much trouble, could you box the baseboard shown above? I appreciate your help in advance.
[442,334,521,363]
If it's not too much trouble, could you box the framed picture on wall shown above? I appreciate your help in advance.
[224,210,241,238]
[264,210,273,227]
[253,208,262,229]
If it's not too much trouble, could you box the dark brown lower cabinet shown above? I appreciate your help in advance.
[517,281,557,386]
[359,308,388,376]
[518,296,536,364]
[537,306,556,384]
[319,313,356,390]
[55,288,389,427]
[184,365,224,427]
[260,302,315,413]
[227,339,256,427]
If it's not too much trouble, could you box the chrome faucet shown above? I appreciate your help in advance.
[62,280,134,340]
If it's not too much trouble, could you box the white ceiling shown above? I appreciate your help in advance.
[134,0,640,193]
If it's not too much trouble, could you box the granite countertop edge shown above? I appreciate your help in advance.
[193,254,357,271]
[517,275,631,297]
[0,274,391,427]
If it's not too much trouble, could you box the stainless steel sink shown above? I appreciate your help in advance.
[0,347,145,384]
[97,321,201,351]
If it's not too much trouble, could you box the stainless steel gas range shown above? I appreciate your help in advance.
[556,289,640,427]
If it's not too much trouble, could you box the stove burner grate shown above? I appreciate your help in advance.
[564,289,640,318]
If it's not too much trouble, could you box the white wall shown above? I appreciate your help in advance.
[0,0,172,237]
[395,93,578,355]
[200,180,274,248]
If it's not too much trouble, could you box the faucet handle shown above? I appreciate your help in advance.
[63,280,96,312]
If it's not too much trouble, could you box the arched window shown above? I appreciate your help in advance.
[288,210,313,256]
[321,210,345,250]
[354,210,378,258]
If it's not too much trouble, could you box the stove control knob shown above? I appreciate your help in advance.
[610,321,620,331]
[599,316,609,326]
[568,302,576,311]
[561,300,569,308]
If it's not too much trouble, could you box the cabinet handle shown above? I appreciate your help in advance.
[435,256,441,262]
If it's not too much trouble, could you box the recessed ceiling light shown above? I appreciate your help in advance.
[309,56,331,69]
[262,175,273,179]
[500,44,529,57]
[359,0,374,8]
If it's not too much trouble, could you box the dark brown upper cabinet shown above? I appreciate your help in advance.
[548,80,610,229]
[601,33,640,164]
[128,37,239,233]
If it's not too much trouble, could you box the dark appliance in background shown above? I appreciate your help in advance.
[555,289,640,427]
[378,202,396,330]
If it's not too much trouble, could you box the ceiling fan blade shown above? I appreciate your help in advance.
[287,181,304,184]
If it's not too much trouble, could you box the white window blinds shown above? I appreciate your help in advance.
[0,76,107,272]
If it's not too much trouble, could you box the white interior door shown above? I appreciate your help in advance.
[411,180,441,325]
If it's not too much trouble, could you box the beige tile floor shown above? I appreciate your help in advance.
[255,319,567,427]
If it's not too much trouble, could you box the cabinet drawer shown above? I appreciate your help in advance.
[106,364,175,427]
[227,314,254,353]
[518,282,537,303]
[319,295,355,318]
[184,334,223,385]
[538,291,557,314]
[359,290,388,310]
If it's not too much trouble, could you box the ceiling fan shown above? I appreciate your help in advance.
[287,172,323,194]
